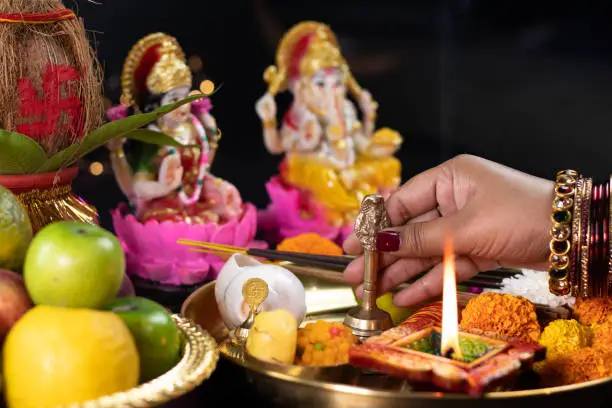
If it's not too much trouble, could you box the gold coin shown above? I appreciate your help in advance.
[242,278,269,310]
[200,80,215,95]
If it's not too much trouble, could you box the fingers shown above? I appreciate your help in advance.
[343,256,364,285]
[377,216,456,258]
[392,256,479,307]
[386,164,448,226]
[378,257,439,294]
[345,246,426,284]
[342,208,441,256]
[344,253,399,284]
[342,232,362,255]
[352,256,440,299]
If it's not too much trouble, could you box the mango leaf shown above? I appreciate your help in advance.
[123,129,194,147]
[35,93,206,173]
[0,130,49,175]
[35,144,79,175]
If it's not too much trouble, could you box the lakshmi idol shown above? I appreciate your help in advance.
[107,33,259,286]
[256,21,403,243]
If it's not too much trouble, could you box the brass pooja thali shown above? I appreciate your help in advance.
[181,276,612,408]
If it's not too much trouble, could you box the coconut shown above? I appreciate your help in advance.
[0,0,103,156]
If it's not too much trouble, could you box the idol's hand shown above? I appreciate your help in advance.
[107,138,125,153]
[158,154,184,191]
[255,93,277,122]
[343,154,553,307]
[358,90,378,120]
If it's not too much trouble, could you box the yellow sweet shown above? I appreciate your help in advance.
[246,309,298,364]
[2,305,139,408]
[296,320,357,366]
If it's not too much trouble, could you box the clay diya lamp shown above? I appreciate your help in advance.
[350,238,546,396]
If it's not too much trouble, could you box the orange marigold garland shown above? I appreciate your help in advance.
[459,292,541,343]
[276,232,343,256]
[573,297,612,326]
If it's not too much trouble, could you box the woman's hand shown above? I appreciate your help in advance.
[343,154,553,307]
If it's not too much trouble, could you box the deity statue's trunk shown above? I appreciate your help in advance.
[0,0,102,229]
[0,0,103,156]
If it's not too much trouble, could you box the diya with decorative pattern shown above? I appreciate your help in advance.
[350,238,545,396]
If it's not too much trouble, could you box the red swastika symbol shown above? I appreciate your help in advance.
[17,64,84,142]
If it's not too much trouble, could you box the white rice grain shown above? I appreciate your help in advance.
[484,269,575,308]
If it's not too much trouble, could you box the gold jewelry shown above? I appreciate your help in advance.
[548,170,579,296]
[263,118,277,128]
[609,174,612,295]
[110,148,126,159]
[366,112,377,122]
[580,177,593,297]
[570,177,584,296]
[262,21,363,100]
[327,123,343,137]
[121,33,192,107]
[330,138,347,150]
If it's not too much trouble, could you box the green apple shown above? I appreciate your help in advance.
[23,221,124,309]
[107,297,181,383]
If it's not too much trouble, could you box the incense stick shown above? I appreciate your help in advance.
[179,239,513,290]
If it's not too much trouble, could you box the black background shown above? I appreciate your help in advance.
[70,0,612,231]
[12,2,612,406]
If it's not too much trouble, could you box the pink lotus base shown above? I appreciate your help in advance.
[111,202,266,286]
[257,176,353,246]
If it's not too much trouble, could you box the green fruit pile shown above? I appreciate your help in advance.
[0,186,32,271]
[21,220,182,381]
[1,219,182,407]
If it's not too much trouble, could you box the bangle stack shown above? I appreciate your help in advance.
[548,170,611,298]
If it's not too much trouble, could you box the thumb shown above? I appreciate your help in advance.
[376,216,456,258]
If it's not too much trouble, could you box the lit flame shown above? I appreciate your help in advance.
[440,236,463,361]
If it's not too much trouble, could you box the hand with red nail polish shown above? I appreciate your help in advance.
[343,154,552,307]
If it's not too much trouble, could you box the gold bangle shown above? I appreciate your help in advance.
[609,174,612,296]
[263,118,277,128]
[110,148,126,159]
[330,138,348,150]
[580,177,593,298]
[548,170,579,296]
[570,177,584,296]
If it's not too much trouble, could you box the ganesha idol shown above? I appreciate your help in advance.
[256,21,403,243]
[106,33,259,286]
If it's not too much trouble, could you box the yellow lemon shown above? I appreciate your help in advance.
[2,305,139,408]
[354,291,414,325]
